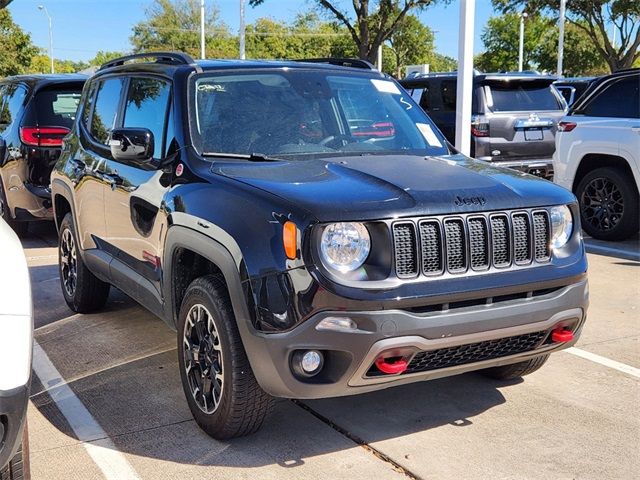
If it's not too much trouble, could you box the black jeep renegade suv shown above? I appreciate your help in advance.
[52,52,588,439]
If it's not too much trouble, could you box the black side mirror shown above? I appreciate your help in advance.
[109,128,154,164]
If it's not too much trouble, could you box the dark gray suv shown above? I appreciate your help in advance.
[401,72,567,180]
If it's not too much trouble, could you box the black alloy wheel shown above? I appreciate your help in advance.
[182,303,225,414]
[576,167,639,241]
[59,227,78,297]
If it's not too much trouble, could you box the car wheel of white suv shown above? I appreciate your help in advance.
[576,167,639,241]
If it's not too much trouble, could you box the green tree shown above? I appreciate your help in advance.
[387,13,434,77]
[89,50,127,67]
[249,0,446,63]
[28,54,89,74]
[130,0,236,59]
[493,0,640,72]
[475,13,553,72]
[0,9,37,76]
[476,12,608,75]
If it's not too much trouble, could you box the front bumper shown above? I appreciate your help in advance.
[0,385,29,470]
[246,278,588,398]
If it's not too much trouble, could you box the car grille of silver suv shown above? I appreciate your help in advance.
[392,209,551,279]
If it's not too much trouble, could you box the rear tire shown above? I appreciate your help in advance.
[1,421,30,480]
[481,354,549,380]
[0,181,27,237]
[576,167,639,241]
[177,275,273,439]
[58,213,110,313]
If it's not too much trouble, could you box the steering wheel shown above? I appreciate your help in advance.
[319,134,354,147]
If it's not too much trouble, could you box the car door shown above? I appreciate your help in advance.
[101,75,172,306]
[73,76,126,250]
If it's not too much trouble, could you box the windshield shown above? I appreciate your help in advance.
[189,69,449,160]
[487,83,563,112]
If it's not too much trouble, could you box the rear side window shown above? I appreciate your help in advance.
[0,84,28,132]
[90,78,125,145]
[34,88,82,128]
[122,77,171,159]
[582,76,640,119]
[488,84,561,112]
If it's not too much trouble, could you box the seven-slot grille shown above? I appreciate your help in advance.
[392,209,551,278]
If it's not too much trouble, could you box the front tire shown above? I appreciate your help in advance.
[58,213,110,313]
[576,167,639,241]
[177,275,272,439]
[481,354,550,380]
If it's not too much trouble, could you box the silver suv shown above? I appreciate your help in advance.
[400,72,567,180]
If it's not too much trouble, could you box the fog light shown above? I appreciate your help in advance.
[292,350,324,378]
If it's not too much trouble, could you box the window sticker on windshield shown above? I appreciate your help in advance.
[416,123,443,148]
[371,79,401,95]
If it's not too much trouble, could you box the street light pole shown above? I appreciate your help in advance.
[38,5,54,74]
[518,11,527,72]
[200,0,205,60]
[239,0,246,60]
[557,0,566,77]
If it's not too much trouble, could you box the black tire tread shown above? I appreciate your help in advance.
[59,213,110,313]
[178,275,273,439]
[482,354,550,380]
[576,166,640,241]
[0,442,24,480]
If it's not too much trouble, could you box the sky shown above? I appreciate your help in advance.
[8,0,496,63]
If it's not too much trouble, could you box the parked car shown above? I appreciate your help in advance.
[554,68,639,241]
[400,72,567,180]
[553,77,595,107]
[0,75,85,236]
[0,218,33,480]
[53,52,588,439]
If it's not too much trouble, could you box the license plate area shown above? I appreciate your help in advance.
[524,128,543,141]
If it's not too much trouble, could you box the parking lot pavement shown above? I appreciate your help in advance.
[22,224,639,480]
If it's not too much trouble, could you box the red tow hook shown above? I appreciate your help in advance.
[551,327,574,343]
[375,357,408,375]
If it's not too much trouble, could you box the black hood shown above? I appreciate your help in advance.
[210,154,575,222]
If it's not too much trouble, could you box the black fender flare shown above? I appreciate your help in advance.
[163,223,284,394]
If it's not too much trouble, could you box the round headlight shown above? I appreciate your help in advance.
[549,205,573,249]
[320,222,370,273]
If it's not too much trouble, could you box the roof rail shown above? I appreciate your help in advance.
[99,51,196,71]
[294,58,376,70]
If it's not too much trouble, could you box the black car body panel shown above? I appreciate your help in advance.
[53,54,588,401]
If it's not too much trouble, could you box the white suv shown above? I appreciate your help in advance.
[0,218,32,480]
[553,69,639,241]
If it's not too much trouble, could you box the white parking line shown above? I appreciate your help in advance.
[566,347,640,379]
[32,341,141,480]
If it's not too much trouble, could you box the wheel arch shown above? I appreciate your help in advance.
[572,154,638,194]
[163,224,254,333]
[51,179,76,233]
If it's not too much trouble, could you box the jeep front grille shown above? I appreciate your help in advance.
[392,209,551,279]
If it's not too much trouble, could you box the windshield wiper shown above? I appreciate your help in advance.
[201,152,281,162]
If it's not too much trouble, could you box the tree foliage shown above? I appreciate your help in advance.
[0,9,37,76]
[130,0,233,58]
[476,12,608,75]
[387,13,434,77]
[493,0,640,72]
[249,0,446,63]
